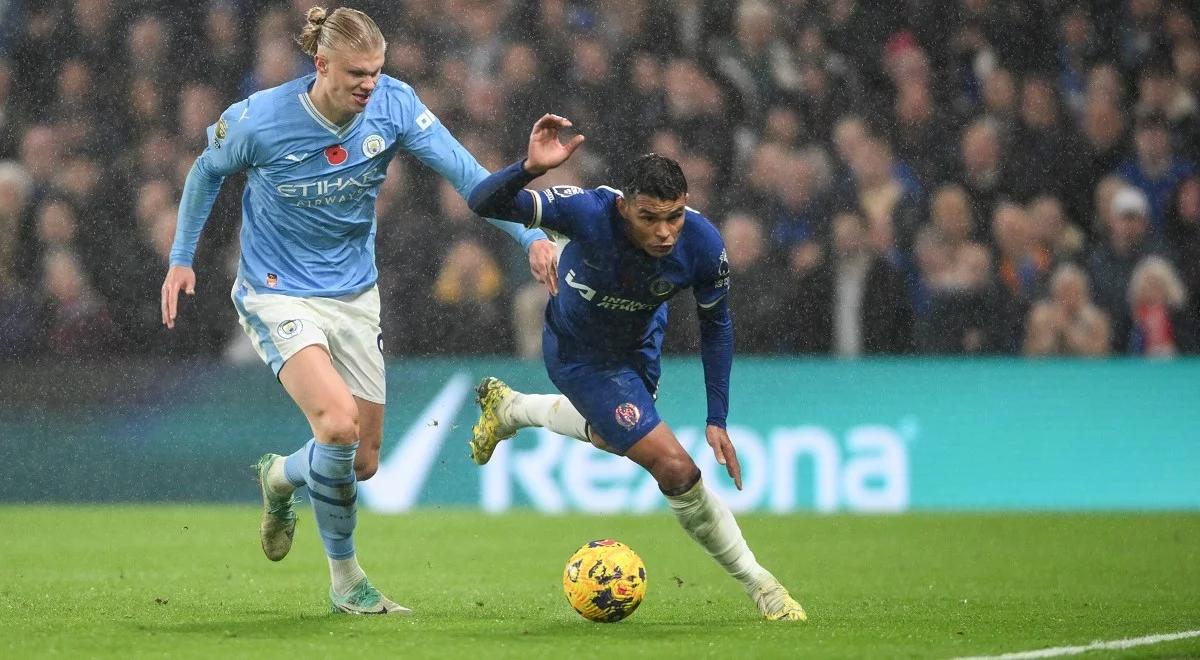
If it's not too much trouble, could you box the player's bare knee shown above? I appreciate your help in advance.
[355,459,378,481]
[312,408,359,445]
[652,454,700,495]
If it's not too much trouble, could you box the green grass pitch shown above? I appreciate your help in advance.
[1,507,1198,659]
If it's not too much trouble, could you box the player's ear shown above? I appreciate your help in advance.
[616,195,627,218]
[315,53,328,75]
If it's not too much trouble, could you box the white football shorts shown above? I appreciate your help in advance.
[231,279,386,404]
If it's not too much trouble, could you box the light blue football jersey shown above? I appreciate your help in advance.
[170,73,545,297]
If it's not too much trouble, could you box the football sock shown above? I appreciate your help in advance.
[665,478,773,593]
[507,393,589,443]
[283,438,315,489]
[329,555,367,596]
[306,441,359,560]
[266,451,296,496]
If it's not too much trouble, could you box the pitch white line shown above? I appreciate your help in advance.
[954,629,1200,659]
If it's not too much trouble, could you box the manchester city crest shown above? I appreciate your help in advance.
[362,134,385,158]
[276,319,304,340]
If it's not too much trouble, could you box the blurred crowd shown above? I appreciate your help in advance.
[0,0,1198,361]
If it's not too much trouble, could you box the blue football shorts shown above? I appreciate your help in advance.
[542,327,662,453]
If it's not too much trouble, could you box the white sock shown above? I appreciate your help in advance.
[266,457,295,496]
[329,555,367,596]
[665,479,773,594]
[505,393,589,443]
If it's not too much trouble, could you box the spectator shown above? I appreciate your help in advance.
[843,135,923,259]
[1089,186,1162,346]
[978,68,1019,141]
[1166,175,1200,330]
[39,248,115,356]
[0,160,40,358]
[956,118,1015,232]
[891,79,957,188]
[1126,255,1194,355]
[721,211,785,353]
[0,58,13,159]
[426,239,512,356]
[1007,76,1085,204]
[785,209,913,356]
[991,202,1053,352]
[1132,61,1199,151]
[1057,5,1105,115]
[1028,194,1087,264]
[1077,93,1130,222]
[1116,112,1197,234]
[914,185,994,354]
[711,0,799,127]
[1024,263,1111,357]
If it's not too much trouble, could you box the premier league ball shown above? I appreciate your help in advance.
[562,539,647,622]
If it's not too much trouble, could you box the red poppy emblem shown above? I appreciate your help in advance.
[325,144,348,165]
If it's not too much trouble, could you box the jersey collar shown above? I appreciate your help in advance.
[298,89,365,139]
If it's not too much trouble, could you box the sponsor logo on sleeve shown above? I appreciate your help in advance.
[551,185,583,198]
[266,273,278,288]
[415,109,435,130]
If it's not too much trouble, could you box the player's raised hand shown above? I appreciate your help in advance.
[524,114,585,175]
[161,265,196,329]
[527,238,559,296]
[706,425,743,491]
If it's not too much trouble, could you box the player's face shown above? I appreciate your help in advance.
[618,194,687,257]
[316,47,385,116]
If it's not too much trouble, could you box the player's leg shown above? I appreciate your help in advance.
[277,346,407,614]
[469,376,590,464]
[237,284,404,613]
[323,286,387,482]
[233,284,314,563]
[469,326,589,464]
[622,423,806,621]
[569,356,805,623]
[353,397,383,481]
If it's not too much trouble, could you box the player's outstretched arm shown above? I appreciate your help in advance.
[467,114,585,220]
[524,114,585,176]
[397,103,558,292]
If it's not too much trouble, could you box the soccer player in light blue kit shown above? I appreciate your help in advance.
[160,7,556,614]
[466,115,807,621]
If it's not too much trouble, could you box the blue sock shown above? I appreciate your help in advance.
[306,441,359,560]
[283,438,316,488]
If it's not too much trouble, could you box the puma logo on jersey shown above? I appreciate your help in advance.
[284,153,308,162]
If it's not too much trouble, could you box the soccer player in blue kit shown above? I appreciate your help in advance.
[160,7,557,614]
[467,115,807,621]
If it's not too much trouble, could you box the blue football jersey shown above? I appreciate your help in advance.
[529,185,730,358]
[170,73,543,297]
